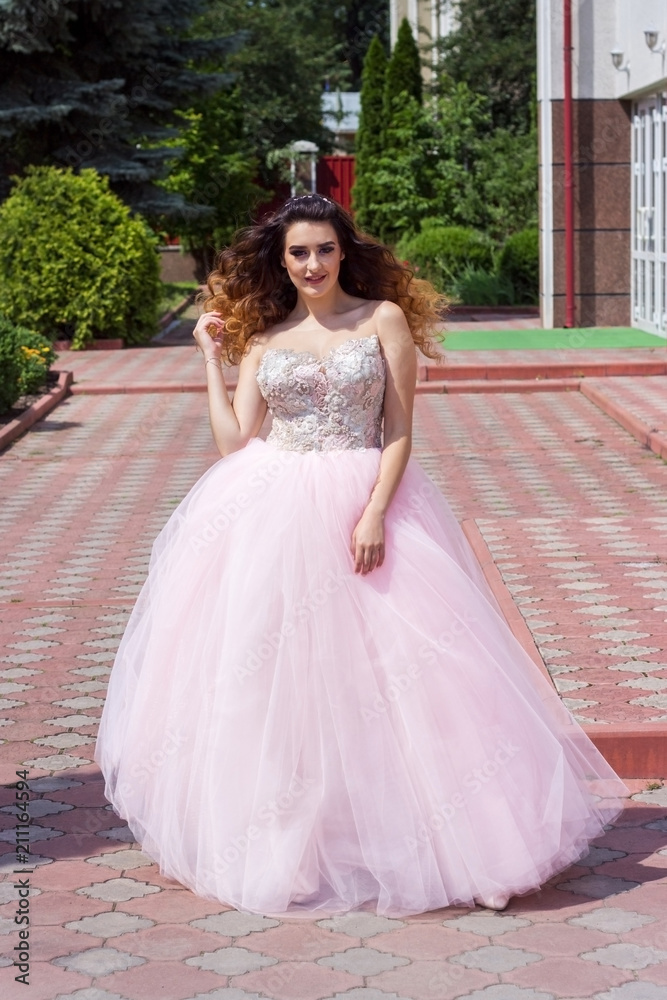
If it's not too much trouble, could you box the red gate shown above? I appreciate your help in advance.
[316,156,356,213]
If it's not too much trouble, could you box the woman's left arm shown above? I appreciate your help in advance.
[351,300,417,575]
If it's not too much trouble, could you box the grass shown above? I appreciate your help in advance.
[440,328,666,351]
[158,281,199,317]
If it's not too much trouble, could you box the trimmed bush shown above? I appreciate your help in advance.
[396,225,494,291]
[497,227,539,304]
[0,166,160,349]
[0,317,55,413]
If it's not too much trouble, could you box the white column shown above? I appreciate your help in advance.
[408,0,419,38]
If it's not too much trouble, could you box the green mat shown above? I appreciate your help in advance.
[440,328,666,351]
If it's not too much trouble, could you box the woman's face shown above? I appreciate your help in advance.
[282,220,345,297]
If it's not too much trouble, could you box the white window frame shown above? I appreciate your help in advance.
[632,95,667,337]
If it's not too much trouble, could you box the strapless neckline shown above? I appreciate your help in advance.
[259,333,380,369]
[255,331,385,452]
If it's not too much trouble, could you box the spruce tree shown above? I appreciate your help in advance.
[351,35,387,235]
[384,17,422,114]
[0,0,239,215]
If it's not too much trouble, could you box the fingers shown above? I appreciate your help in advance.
[193,312,225,342]
[354,543,385,575]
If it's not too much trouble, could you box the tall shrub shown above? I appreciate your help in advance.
[384,17,422,113]
[0,167,160,349]
[370,19,431,244]
[474,127,538,240]
[429,80,490,230]
[352,35,388,235]
[371,99,436,244]
[160,86,265,273]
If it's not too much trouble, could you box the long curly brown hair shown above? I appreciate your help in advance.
[203,194,446,365]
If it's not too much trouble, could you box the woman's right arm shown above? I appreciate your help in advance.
[194,311,268,457]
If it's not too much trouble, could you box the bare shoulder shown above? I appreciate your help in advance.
[372,300,413,353]
[373,299,406,324]
[239,333,268,366]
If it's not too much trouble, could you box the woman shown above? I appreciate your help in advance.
[95,194,628,918]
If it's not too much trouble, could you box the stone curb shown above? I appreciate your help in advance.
[460,520,667,779]
[583,722,667,778]
[416,377,582,394]
[70,381,214,395]
[418,359,667,382]
[581,381,667,461]
[0,369,73,453]
[460,519,552,684]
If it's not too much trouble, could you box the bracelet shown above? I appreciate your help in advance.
[205,358,222,370]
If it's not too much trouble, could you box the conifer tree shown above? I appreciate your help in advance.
[384,17,422,114]
[351,35,387,235]
[371,19,430,245]
[0,0,239,215]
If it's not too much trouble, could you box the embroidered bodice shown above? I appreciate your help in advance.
[256,334,385,452]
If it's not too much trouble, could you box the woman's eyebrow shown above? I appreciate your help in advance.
[287,241,336,250]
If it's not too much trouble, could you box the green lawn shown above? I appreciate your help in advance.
[439,328,666,350]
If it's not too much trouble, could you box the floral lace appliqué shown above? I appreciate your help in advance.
[256,335,385,453]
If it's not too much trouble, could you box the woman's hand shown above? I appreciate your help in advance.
[351,506,385,575]
[193,311,225,361]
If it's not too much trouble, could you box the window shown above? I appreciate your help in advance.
[632,96,667,336]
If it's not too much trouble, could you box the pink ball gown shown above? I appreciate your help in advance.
[95,333,629,917]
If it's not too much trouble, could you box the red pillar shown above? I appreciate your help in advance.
[563,0,576,328]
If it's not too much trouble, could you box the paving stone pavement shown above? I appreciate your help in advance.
[583,378,667,436]
[412,390,667,725]
[0,359,666,999]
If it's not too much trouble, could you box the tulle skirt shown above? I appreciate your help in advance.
[95,437,629,917]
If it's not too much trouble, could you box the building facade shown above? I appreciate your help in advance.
[539,0,667,334]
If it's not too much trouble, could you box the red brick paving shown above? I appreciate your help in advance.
[1,346,666,999]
